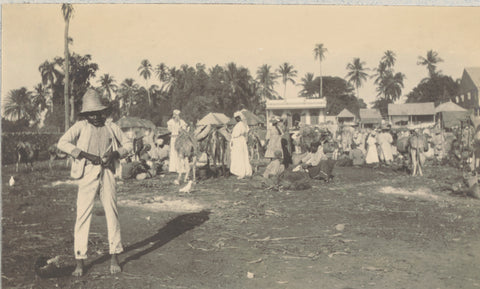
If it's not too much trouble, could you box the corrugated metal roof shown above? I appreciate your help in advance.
[359,109,382,120]
[388,102,435,116]
[465,67,480,88]
[337,108,355,118]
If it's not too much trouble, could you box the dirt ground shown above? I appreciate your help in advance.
[2,159,480,289]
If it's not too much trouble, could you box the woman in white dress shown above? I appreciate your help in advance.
[264,116,284,159]
[167,110,187,173]
[230,111,253,179]
[365,130,379,164]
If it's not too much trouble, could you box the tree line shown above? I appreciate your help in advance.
[2,5,460,132]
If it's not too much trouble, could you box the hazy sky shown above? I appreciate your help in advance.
[2,3,480,109]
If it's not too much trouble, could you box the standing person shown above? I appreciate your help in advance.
[365,130,379,165]
[230,111,253,179]
[280,117,293,168]
[377,127,394,165]
[167,109,187,173]
[264,116,283,160]
[57,89,133,276]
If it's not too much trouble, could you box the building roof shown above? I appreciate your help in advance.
[435,101,467,113]
[336,108,355,118]
[388,102,435,116]
[465,67,480,88]
[266,97,326,110]
[359,109,382,119]
[359,109,382,124]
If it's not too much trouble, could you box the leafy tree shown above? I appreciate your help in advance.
[313,43,327,98]
[98,73,117,100]
[277,62,297,98]
[138,59,153,105]
[346,58,369,98]
[62,3,74,130]
[299,73,317,98]
[406,75,459,105]
[417,50,444,78]
[372,97,391,119]
[256,64,278,101]
[317,76,361,116]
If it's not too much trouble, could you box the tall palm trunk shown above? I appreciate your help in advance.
[64,17,70,131]
[319,61,323,98]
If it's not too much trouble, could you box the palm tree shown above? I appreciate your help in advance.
[155,62,170,92]
[32,83,49,112]
[138,59,153,105]
[372,61,388,85]
[381,50,396,69]
[417,50,444,78]
[277,62,298,99]
[346,58,369,98]
[39,60,63,88]
[299,72,316,98]
[256,64,278,101]
[4,87,35,122]
[98,73,117,100]
[376,71,405,102]
[62,3,74,131]
[313,43,327,98]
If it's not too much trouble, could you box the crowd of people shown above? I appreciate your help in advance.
[56,89,480,276]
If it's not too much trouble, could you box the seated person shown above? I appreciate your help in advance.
[263,150,285,179]
[349,143,365,167]
[299,142,335,182]
[299,142,325,169]
[147,137,170,175]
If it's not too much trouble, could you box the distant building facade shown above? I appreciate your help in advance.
[388,102,435,126]
[336,108,356,125]
[266,97,327,129]
[359,108,382,128]
[455,67,480,115]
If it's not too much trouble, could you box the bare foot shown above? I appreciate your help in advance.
[72,259,84,277]
[110,254,121,274]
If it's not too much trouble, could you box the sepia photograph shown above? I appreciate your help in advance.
[2,2,480,288]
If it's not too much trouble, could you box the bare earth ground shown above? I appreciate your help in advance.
[2,160,480,289]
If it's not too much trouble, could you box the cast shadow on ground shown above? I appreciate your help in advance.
[35,210,210,278]
[87,209,211,270]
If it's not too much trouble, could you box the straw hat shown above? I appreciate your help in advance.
[173,109,181,115]
[270,116,281,124]
[234,111,243,118]
[79,89,107,114]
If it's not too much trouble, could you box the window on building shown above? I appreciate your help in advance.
[461,94,464,102]
[455,96,459,103]
[467,92,471,100]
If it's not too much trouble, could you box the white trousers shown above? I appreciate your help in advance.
[74,164,123,259]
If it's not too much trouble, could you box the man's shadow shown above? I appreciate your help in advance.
[36,210,210,278]
[89,210,210,270]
